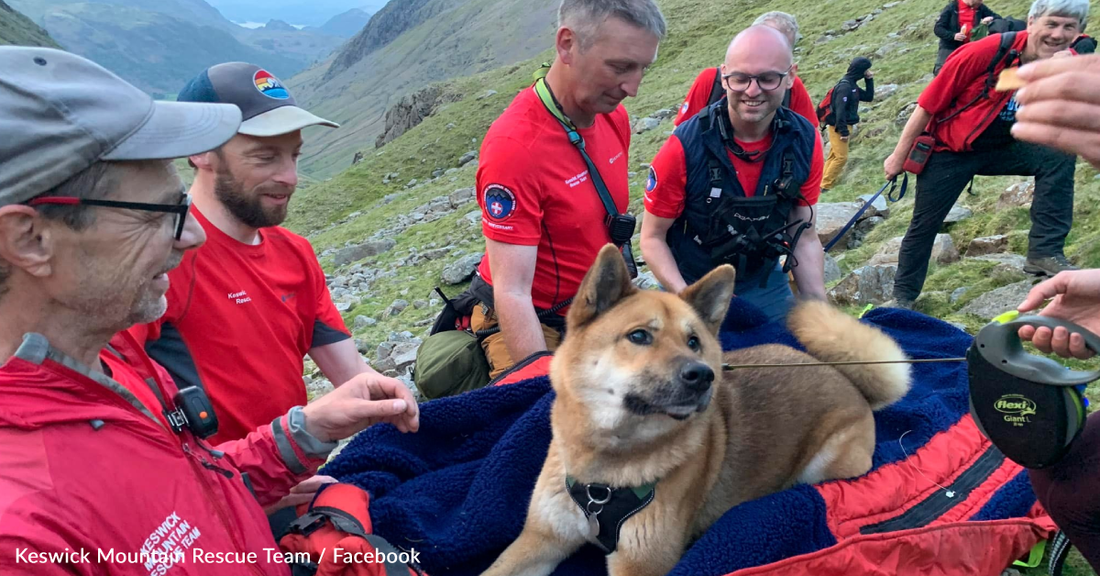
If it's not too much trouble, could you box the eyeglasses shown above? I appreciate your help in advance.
[28,194,192,241]
[722,66,794,93]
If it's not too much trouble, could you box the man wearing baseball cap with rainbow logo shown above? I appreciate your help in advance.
[131,63,408,523]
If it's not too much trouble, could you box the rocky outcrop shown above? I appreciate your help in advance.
[375,84,462,148]
[333,239,396,267]
[442,254,482,285]
[999,181,1034,209]
[965,235,1009,257]
[817,202,884,250]
[869,234,958,266]
[0,0,59,47]
[324,0,455,81]
[958,280,1036,319]
[828,264,897,306]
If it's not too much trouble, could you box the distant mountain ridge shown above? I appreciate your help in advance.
[289,0,559,176]
[313,8,372,38]
[0,0,59,47]
[9,0,347,95]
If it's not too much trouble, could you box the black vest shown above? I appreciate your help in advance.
[667,100,816,285]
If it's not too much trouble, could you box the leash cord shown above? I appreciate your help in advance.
[722,357,966,370]
[899,430,957,498]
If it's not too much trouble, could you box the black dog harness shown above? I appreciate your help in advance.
[566,476,656,554]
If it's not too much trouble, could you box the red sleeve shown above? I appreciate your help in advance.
[643,136,689,219]
[799,131,824,207]
[215,416,321,507]
[917,35,997,115]
[673,68,720,126]
[476,136,543,245]
[790,76,818,127]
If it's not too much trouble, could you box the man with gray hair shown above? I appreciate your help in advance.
[466,0,666,381]
[884,0,1089,309]
[673,12,817,127]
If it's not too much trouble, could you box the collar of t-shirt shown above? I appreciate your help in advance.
[725,133,775,199]
[191,203,268,259]
[957,1,975,36]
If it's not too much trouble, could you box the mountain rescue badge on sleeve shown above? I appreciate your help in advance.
[483,184,517,222]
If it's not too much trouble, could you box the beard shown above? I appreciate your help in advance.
[213,167,289,229]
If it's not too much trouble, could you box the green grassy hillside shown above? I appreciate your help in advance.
[0,0,59,47]
[285,0,1100,573]
[289,0,559,177]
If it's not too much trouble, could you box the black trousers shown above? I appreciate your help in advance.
[933,46,955,76]
[1029,414,1100,573]
[893,141,1076,302]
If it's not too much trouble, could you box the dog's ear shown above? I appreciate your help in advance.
[680,264,736,334]
[568,244,637,328]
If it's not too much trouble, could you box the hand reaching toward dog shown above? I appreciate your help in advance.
[264,474,338,514]
[302,372,420,442]
[1016,269,1100,359]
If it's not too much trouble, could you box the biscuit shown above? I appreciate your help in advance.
[995,67,1027,92]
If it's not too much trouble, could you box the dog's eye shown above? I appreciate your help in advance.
[627,329,653,345]
[687,335,701,351]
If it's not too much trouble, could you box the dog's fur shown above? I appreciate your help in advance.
[479,245,912,576]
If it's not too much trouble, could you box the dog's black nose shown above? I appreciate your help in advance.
[678,361,714,392]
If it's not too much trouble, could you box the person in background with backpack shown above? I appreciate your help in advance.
[673,12,817,127]
[820,57,874,192]
[934,0,1001,75]
[884,0,1089,310]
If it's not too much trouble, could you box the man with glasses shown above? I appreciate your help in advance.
[641,25,826,322]
[0,47,419,574]
[673,12,817,127]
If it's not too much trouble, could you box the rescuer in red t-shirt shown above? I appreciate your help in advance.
[134,62,419,514]
[469,0,667,379]
[885,2,1089,309]
[933,0,1000,75]
[673,12,818,128]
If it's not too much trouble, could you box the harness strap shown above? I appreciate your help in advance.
[566,476,656,555]
[287,507,420,576]
[533,76,638,277]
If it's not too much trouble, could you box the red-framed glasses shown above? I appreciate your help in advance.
[27,194,191,241]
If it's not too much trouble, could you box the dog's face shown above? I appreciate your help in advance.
[551,245,736,439]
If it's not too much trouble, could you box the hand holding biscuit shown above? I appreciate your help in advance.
[1010,54,1100,169]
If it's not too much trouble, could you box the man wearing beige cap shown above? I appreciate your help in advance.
[0,48,418,574]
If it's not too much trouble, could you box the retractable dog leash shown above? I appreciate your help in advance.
[722,311,1100,469]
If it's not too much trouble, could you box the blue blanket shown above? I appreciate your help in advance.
[325,299,1036,576]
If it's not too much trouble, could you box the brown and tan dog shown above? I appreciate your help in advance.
[480,245,911,576]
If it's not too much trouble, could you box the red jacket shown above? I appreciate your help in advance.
[0,331,326,575]
[918,31,1029,152]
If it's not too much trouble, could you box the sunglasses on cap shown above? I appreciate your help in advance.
[27,194,192,241]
